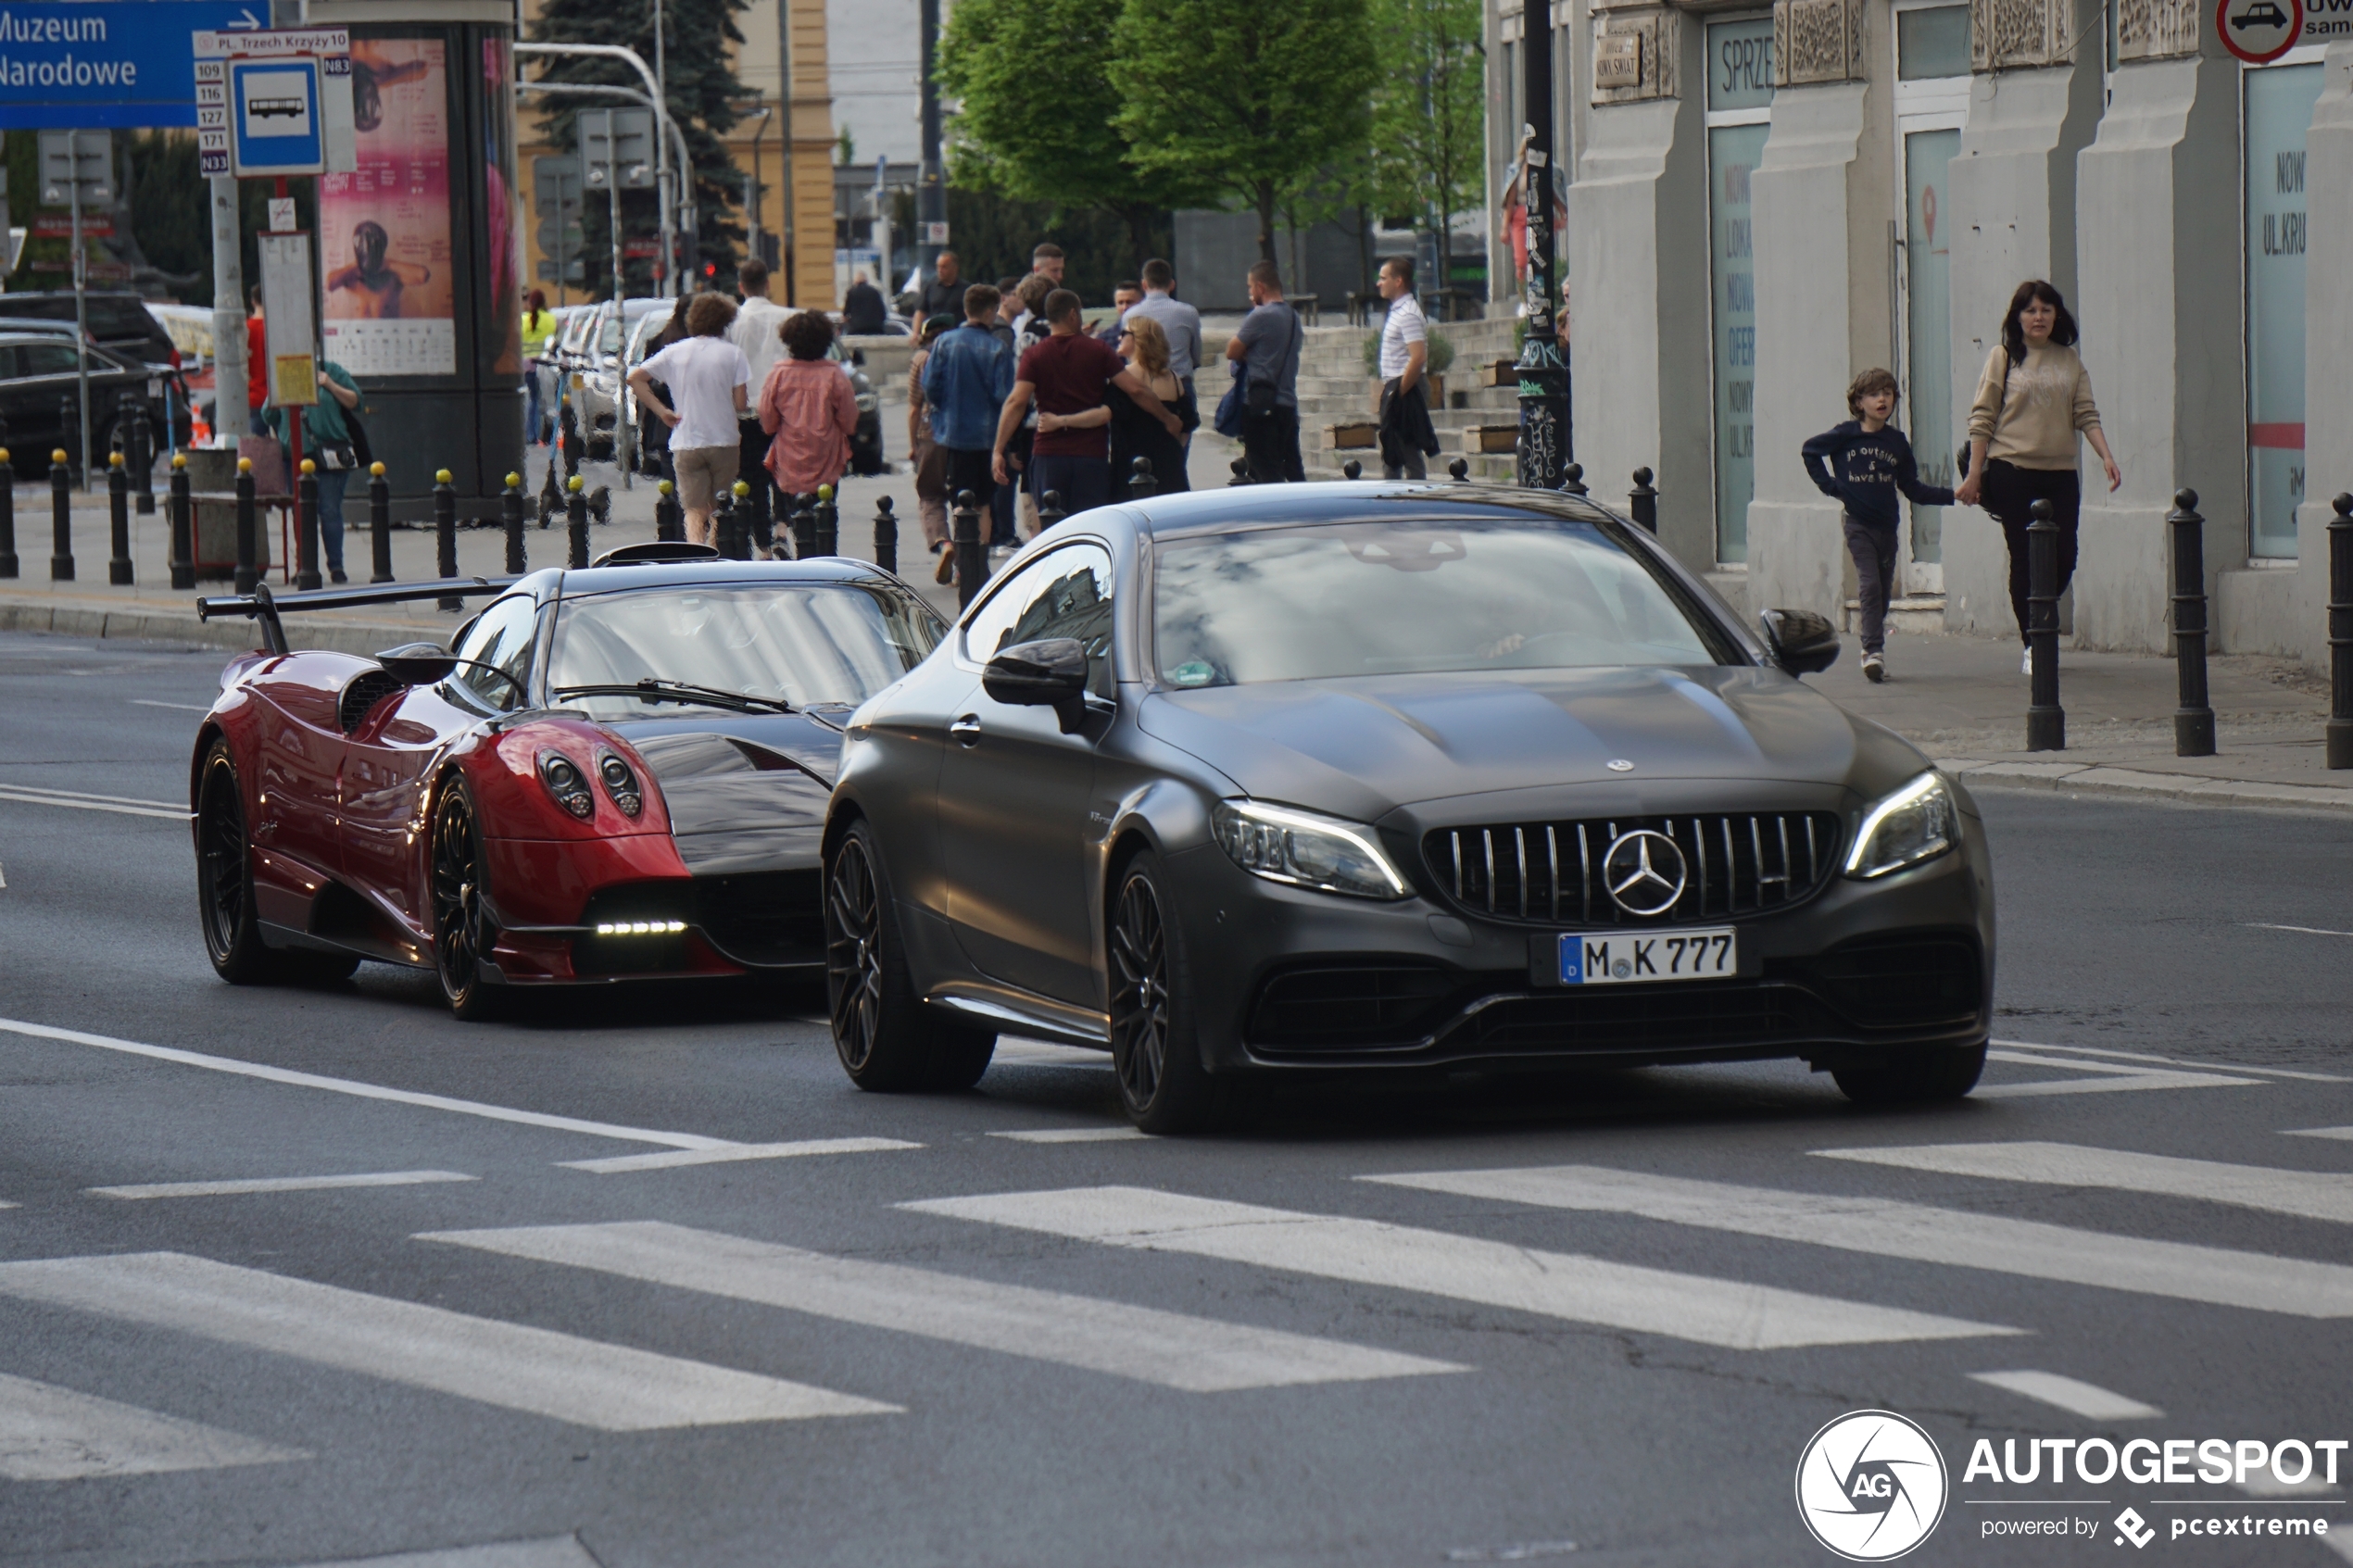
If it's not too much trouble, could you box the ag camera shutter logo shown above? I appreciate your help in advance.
[1795,1410,1949,1561]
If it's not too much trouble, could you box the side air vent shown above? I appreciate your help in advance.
[338,671,406,733]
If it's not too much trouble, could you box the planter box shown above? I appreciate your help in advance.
[1462,424,1520,454]
[1478,359,1518,389]
[1323,420,1378,450]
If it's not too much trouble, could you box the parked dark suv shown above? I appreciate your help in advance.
[0,292,179,370]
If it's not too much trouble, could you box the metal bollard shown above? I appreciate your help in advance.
[434,469,460,610]
[951,488,986,608]
[1629,467,1658,533]
[711,483,737,559]
[734,481,758,558]
[2026,497,2066,752]
[1038,490,1068,531]
[295,459,322,591]
[560,401,582,483]
[1561,462,1589,497]
[872,495,898,576]
[2167,488,2215,758]
[792,493,817,560]
[565,474,590,569]
[1341,459,1362,481]
[51,449,74,580]
[502,471,527,574]
[132,396,155,516]
[1448,458,1469,482]
[1127,456,1157,499]
[168,452,194,589]
[234,456,258,595]
[654,480,681,543]
[814,483,837,558]
[0,449,17,579]
[108,450,133,584]
[538,458,561,530]
[2330,493,2353,771]
[1228,457,1251,487]
[59,396,79,485]
[367,463,393,583]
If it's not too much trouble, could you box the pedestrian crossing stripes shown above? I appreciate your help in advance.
[0,1371,307,1480]
[558,1137,921,1174]
[900,1186,2017,1349]
[422,1220,1459,1391]
[0,1252,896,1430]
[1816,1141,2353,1224]
[988,1127,1150,1144]
[90,1171,478,1200]
[1967,1369,2163,1421]
[1364,1164,2353,1317]
[283,1537,601,1568]
[1979,1048,2264,1098]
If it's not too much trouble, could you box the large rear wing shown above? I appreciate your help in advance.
[196,578,520,657]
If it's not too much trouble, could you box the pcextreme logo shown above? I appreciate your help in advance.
[1797,1410,1950,1561]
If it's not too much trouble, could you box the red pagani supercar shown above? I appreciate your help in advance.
[190,546,944,1017]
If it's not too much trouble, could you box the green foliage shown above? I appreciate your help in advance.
[1360,323,1454,374]
[1365,0,1484,234]
[837,127,856,167]
[528,0,749,294]
[945,187,1169,305]
[1107,0,1377,263]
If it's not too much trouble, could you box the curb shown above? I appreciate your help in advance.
[1940,758,2353,815]
[0,598,435,658]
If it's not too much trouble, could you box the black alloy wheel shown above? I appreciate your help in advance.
[1832,1040,1988,1105]
[195,741,273,983]
[1107,850,1230,1134]
[430,775,500,1020]
[824,820,994,1091]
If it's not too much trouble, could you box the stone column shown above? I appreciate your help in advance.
[1941,0,2105,639]
[1567,1,1713,571]
[1744,0,1887,625]
[2070,0,2243,653]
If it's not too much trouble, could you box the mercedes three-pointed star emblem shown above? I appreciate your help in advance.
[1601,829,1689,918]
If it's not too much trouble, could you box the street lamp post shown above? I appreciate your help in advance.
[1513,0,1568,489]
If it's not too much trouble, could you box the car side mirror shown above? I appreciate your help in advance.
[1758,608,1840,676]
[374,642,458,686]
[983,637,1090,730]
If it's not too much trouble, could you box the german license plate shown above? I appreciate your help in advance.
[1560,927,1736,985]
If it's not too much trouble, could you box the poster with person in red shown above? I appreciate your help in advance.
[320,39,456,377]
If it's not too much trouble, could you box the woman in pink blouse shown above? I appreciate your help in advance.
[757,308,861,523]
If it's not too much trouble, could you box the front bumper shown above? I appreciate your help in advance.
[1162,814,1994,1074]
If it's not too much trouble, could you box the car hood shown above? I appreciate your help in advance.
[1136,666,1922,822]
[603,710,842,875]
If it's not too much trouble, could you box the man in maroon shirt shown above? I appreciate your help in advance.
[992,289,1179,517]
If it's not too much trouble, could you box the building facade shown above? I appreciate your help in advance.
[1487,0,2348,665]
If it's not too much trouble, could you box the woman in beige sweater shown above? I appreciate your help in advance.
[1952,280,2122,666]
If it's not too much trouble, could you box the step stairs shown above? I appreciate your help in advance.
[1286,316,1525,483]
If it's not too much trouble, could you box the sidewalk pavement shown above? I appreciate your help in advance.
[6,440,2343,813]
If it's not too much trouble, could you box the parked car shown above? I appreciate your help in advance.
[824,483,1995,1130]
[0,291,178,370]
[573,297,673,458]
[0,333,171,476]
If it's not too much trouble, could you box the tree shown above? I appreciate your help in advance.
[528,0,750,295]
[1109,0,1377,266]
[1366,0,1484,250]
[935,0,1206,270]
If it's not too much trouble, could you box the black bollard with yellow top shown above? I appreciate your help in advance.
[368,462,393,583]
[434,469,460,610]
[107,449,133,584]
[502,471,527,574]
[0,447,19,579]
[566,474,590,568]
[168,452,194,589]
[295,458,322,591]
[233,456,258,595]
[50,448,73,580]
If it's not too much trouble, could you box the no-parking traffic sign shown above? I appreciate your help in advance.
[2217,0,2301,63]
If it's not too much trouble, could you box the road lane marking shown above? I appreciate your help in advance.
[127,699,211,713]
[1979,1050,2262,1097]
[0,1018,729,1150]
[1365,1164,2353,1318]
[0,786,186,821]
[900,1186,2017,1350]
[282,1539,603,1568]
[1815,1142,2353,1224]
[988,1127,1150,1144]
[90,1170,478,1200]
[2248,922,2353,939]
[2286,1126,2353,1145]
[0,1371,308,1480]
[0,1252,894,1430]
[1968,1370,2163,1421]
[422,1220,1460,1392]
[1995,1038,2350,1085]
[559,1137,920,1174]
[991,1038,1112,1068]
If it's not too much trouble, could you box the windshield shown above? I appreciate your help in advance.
[1152,518,1730,688]
[547,583,942,712]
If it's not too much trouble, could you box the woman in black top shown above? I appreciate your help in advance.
[1107,314,1191,496]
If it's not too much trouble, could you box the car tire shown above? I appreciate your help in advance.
[826,819,996,1091]
[429,773,503,1021]
[1831,1040,1987,1106]
[195,740,359,985]
[1107,848,1238,1135]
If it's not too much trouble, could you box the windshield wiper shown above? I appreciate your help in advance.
[551,679,794,714]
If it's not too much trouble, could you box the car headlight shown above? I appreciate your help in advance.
[538,750,595,820]
[1843,771,1957,879]
[1212,799,1410,900]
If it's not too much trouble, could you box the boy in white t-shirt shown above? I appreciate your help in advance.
[629,292,750,546]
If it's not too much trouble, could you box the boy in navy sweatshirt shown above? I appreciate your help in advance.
[1801,368,1953,682]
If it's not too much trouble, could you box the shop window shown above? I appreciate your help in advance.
[2244,61,2322,559]
[1705,16,1773,565]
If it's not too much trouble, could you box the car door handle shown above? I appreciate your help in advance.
[950,714,981,746]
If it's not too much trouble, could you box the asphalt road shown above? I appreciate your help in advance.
[3,629,2351,1568]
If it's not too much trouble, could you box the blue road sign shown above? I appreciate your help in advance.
[229,54,320,173]
[0,1,261,129]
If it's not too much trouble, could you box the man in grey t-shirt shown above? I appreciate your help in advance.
[1225,259,1304,483]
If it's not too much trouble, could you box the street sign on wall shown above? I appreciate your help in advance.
[0,1,259,129]
[2217,0,2302,62]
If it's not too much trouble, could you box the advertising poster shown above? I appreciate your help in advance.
[482,35,521,377]
[319,38,455,377]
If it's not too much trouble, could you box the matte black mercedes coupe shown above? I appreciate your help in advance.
[824,483,1994,1132]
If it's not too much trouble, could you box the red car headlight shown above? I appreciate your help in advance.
[537,750,596,819]
[597,750,643,818]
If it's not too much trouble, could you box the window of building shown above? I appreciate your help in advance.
[1897,6,1970,80]
[1705,15,1773,566]
[2244,54,2322,559]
